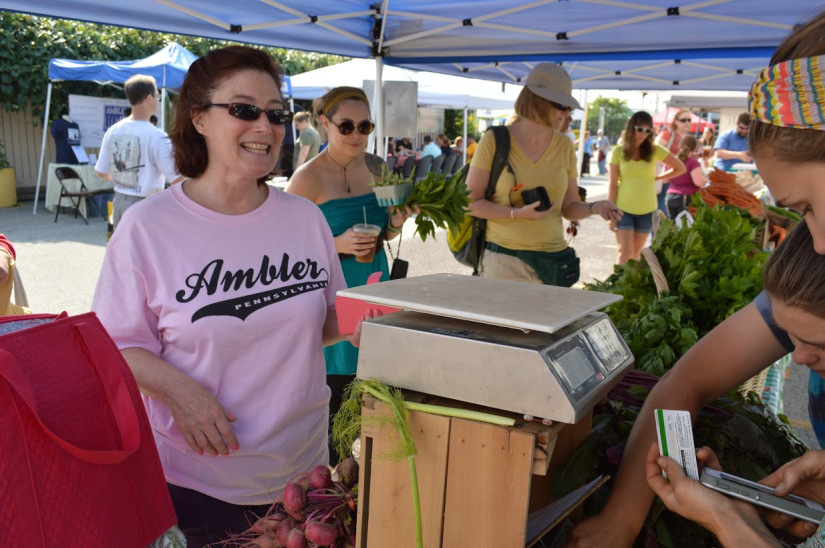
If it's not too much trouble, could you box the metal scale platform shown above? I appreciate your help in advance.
[339,273,634,424]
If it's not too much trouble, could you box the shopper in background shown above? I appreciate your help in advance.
[608,111,685,265]
[293,111,321,170]
[714,112,753,171]
[665,135,707,220]
[654,108,692,214]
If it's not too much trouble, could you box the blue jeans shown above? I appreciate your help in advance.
[598,157,606,175]
[656,182,670,215]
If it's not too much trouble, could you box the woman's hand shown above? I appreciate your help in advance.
[760,451,825,538]
[387,205,419,236]
[165,373,239,457]
[335,228,379,258]
[346,309,382,348]
[590,200,624,222]
[516,200,553,220]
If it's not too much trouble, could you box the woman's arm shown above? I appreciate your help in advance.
[657,153,687,181]
[690,165,708,188]
[561,177,622,222]
[465,165,549,221]
[569,302,788,547]
[120,347,238,457]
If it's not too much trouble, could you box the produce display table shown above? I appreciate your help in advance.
[356,393,594,547]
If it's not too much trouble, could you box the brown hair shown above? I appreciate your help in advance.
[313,86,370,120]
[677,135,698,163]
[749,10,825,164]
[764,220,825,318]
[622,111,655,162]
[124,74,157,105]
[293,111,311,124]
[170,46,283,180]
[669,109,692,133]
[510,87,557,128]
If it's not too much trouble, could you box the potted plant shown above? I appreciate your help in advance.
[0,140,17,208]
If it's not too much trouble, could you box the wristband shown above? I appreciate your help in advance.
[386,222,403,234]
[588,201,596,214]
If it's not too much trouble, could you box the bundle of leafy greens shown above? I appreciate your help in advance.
[586,198,767,376]
[400,170,471,242]
[551,371,807,548]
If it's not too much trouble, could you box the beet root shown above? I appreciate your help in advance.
[282,482,308,514]
[308,464,332,490]
[249,513,288,534]
[275,517,295,546]
[286,527,308,548]
[304,521,340,546]
[335,457,359,488]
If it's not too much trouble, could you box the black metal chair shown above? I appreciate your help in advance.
[385,155,397,174]
[441,154,459,176]
[427,155,444,179]
[401,156,416,179]
[53,167,107,225]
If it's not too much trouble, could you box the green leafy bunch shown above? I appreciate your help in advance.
[369,169,413,188]
[0,142,10,169]
[401,170,471,242]
[552,371,807,548]
[586,198,767,375]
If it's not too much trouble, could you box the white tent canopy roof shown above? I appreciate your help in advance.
[290,59,521,109]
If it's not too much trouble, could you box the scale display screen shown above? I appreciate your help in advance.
[556,347,594,391]
[546,335,605,401]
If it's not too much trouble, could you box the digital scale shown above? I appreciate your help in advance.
[339,274,634,424]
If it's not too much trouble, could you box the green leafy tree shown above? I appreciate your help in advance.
[444,109,478,141]
[0,13,345,123]
[585,96,633,142]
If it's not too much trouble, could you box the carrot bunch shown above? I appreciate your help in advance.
[698,169,765,219]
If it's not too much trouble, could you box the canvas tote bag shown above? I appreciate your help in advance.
[0,312,176,547]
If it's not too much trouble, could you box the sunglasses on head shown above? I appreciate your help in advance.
[208,103,293,125]
[677,117,691,123]
[634,126,653,134]
[549,101,573,112]
[329,118,375,136]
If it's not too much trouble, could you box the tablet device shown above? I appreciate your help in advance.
[699,467,825,524]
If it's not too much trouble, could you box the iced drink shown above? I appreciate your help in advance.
[353,223,382,263]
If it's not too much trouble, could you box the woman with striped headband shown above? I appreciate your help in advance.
[571,10,825,547]
[286,86,416,465]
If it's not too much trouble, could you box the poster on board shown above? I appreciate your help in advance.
[68,94,131,148]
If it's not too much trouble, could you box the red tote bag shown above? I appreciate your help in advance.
[0,312,177,547]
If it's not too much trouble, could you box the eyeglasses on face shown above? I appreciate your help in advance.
[549,101,573,112]
[634,126,653,134]
[208,103,293,125]
[330,118,375,136]
[676,117,691,123]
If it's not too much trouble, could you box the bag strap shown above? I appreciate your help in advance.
[484,125,511,200]
[0,321,140,464]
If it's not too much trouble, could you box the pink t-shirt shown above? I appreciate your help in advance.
[667,157,702,196]
[92,183,346,505]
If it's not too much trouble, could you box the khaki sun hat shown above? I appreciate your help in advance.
[525,63,582,110]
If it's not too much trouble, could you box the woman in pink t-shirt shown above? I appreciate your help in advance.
[92,46,359,547]
[665,135,708,220]
[655,109,692,212]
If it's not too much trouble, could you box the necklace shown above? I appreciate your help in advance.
[325,149,357,193]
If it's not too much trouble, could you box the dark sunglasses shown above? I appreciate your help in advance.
[208,103,293,125]
[549,101,573,112]
[329,118,375,136]
[634,126,654,134]
[676,117,691,123]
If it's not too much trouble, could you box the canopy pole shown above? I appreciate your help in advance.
[33,82,53,214]
[161,88,168,130]
[290,97,297,146]
[576,89,589,179]
[462,107,468,165]
[372,57,384,156]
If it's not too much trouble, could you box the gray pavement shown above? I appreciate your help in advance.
[2,172,817,449]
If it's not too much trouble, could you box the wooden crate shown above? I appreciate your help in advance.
[355,394,591,547]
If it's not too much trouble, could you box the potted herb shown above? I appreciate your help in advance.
[0,140,17,208]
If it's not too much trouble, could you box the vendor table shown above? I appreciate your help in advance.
[44,163,113,219]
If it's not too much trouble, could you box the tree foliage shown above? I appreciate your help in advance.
[0,13,345,123]
[444,109,478,141]
[585,96,634,141]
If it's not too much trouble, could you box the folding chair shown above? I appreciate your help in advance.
[401,155,416,179]
[385,155,397,174]
[416,155,434,181]
[53,167,107,225]
[441,154,459,176]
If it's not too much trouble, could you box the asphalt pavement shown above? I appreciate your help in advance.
[2,170,817,449]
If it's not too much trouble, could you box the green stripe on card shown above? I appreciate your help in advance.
[656,409,668,456]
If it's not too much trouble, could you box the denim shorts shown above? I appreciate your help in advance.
[616,211,653,233]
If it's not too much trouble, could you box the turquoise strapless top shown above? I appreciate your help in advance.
[317,193,389,237]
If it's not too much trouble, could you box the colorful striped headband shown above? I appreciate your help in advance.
[748,55,825,130]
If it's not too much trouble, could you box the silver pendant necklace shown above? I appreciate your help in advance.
[325,149,357,193]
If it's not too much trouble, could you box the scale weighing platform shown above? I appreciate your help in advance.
[339,273,634,424]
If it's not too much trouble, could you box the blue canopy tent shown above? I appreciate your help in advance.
[33,43,200,212]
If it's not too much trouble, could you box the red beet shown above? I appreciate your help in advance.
[282,482,307,514]
[308,465,332,490]
[336,457,359,488]
[275,517,294,546]
[304,521,339,546]
[286,528,308,548]
[249,513,288,534]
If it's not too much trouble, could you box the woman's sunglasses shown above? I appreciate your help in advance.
[549,101,573,112]
[329,118,376,136]
[634,126,654,134]
[676,117,691,123]
[208,103,293,125]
